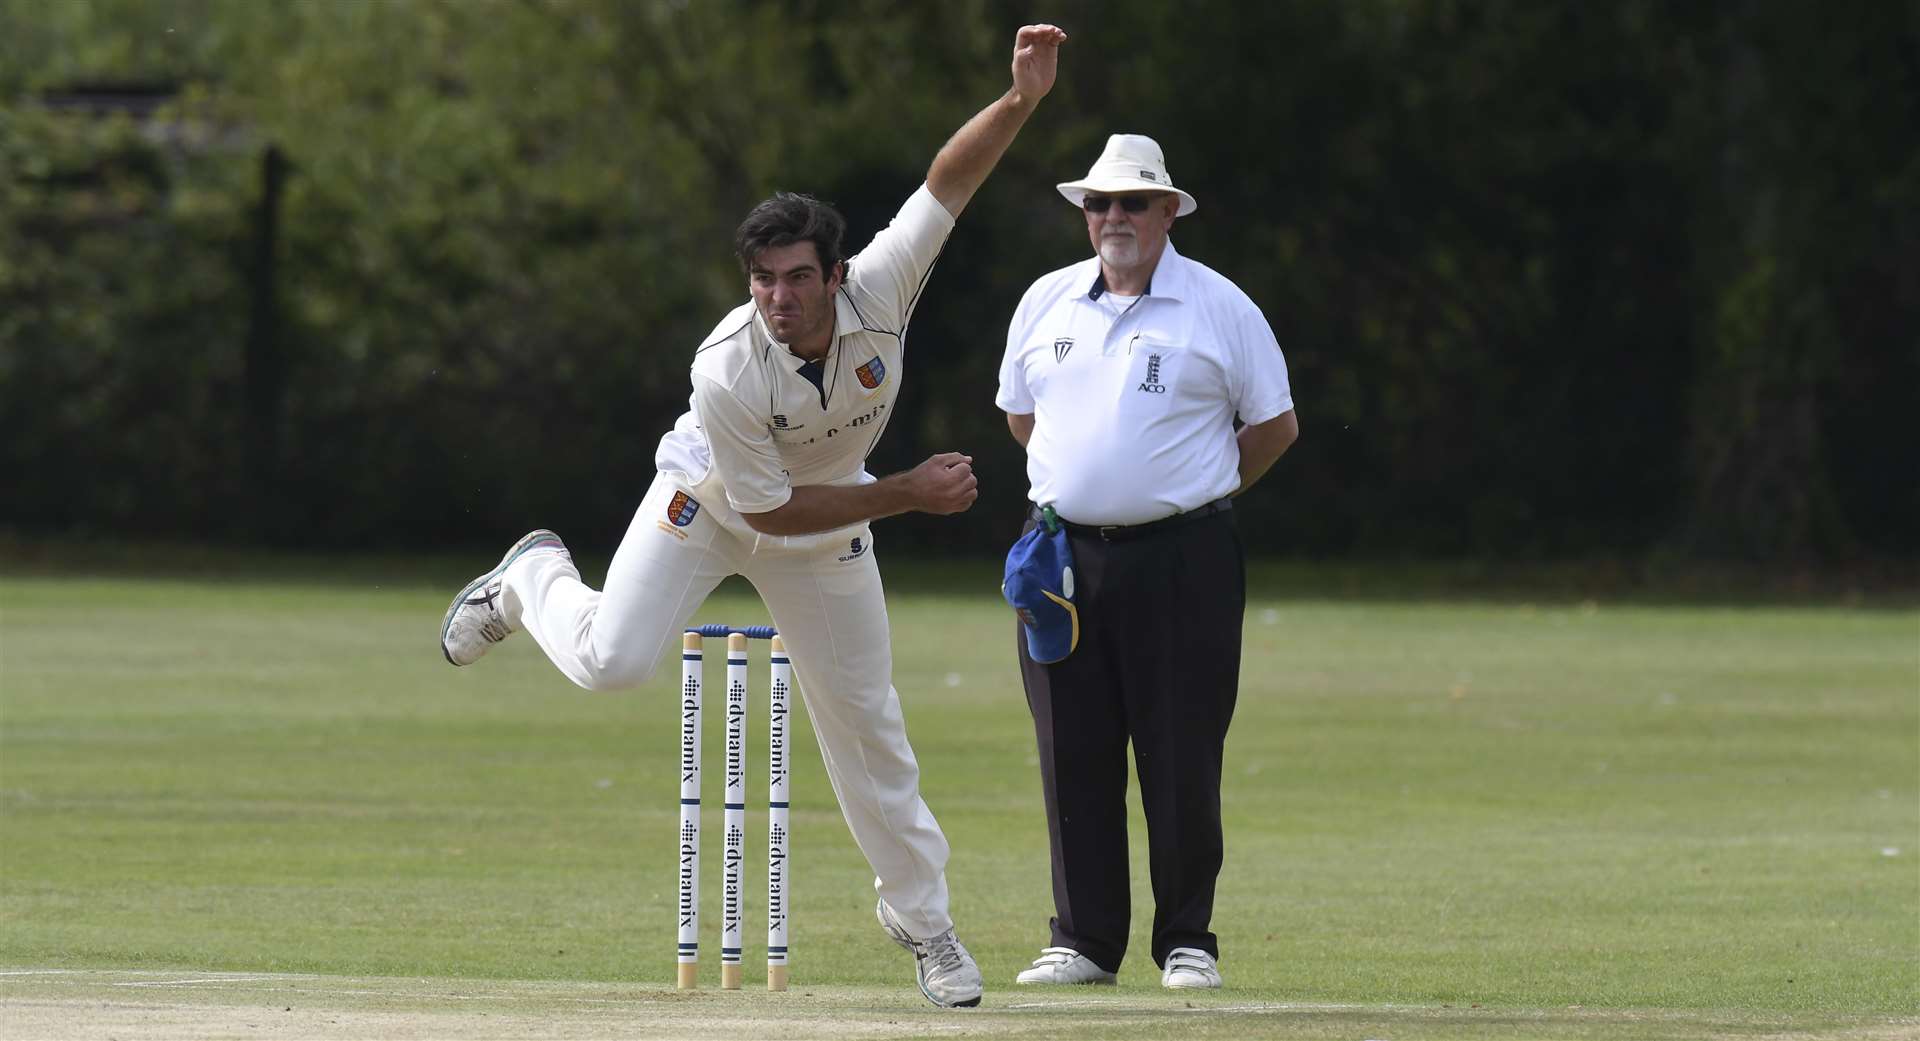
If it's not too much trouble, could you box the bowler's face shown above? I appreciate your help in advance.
[1083,192,1178,276]
[749,242,842,356]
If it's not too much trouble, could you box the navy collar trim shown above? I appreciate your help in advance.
[1088,270,1152,302]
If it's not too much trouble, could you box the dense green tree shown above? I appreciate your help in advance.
[1,0,1912,562]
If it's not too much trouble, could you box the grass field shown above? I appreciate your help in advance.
[1,553,1916,1040]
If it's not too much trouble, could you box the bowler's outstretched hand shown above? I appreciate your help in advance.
[1012,24,1067,102]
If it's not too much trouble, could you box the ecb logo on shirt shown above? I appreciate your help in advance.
[855,357,887,390]
[1137,353,1167,394]
[666,491,701,527]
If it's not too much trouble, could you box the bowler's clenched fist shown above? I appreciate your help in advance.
[906,452,979,516]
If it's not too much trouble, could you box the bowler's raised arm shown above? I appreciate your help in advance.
[925,24,1068,218]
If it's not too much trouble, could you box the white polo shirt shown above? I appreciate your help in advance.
[655,184,955,515]
[997,241,1293,526]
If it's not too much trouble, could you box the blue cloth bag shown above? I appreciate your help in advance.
[1002,504,1079,664]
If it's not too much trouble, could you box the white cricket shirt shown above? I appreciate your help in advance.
[997,241,1293,526]
[655,184,955,515]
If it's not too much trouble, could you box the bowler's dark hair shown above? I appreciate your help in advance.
[734,192,847,276]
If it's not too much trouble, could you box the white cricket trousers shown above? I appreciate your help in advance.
[498,470,954,938]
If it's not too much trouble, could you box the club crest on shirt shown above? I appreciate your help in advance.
[1053,337,1073,363]
[855,356,887,390]
[666,491,701,527]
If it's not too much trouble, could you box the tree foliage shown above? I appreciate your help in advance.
[1,0,1913,561]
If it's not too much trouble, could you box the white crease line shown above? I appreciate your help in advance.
[278,988,647,1005]
[97,981,656,1006]
[11,973,661,1005]
[1004,999,1386,1013]
[1181,1004,1354,1013]
[116,976,291,987]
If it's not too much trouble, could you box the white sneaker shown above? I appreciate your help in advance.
[440,530,569,666]
[1015,947,1117,985]
[876,899,983,1008]
[1161,947,1221,989]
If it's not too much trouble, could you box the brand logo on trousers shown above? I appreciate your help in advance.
[838,536,867,562]
[1137,352,1166,394]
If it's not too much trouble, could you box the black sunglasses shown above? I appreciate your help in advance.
[1083,195,1155,214]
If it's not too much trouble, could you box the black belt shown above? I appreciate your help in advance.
[1030,498,1233,542]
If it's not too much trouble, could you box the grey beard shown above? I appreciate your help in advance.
[1098,236,1139,268]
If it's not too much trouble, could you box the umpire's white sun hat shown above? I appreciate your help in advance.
[1056,133,1197,216]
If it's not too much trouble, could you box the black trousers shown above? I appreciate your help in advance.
[1016,506,1245,973]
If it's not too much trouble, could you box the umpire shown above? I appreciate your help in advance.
[995,134,1298,990]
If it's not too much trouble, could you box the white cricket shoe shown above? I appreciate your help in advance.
[440,530,569,666]
[1015,946,1117,985]
[876,899,983,1008]
[1161,947,1222,989]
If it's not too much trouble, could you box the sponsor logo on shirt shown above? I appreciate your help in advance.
[855,357,887,390]
[772,414,790,429]
[1137,352,1167,394]
[770,402,888,447]
[837,536,867,562]
[1053,337,1073,363]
